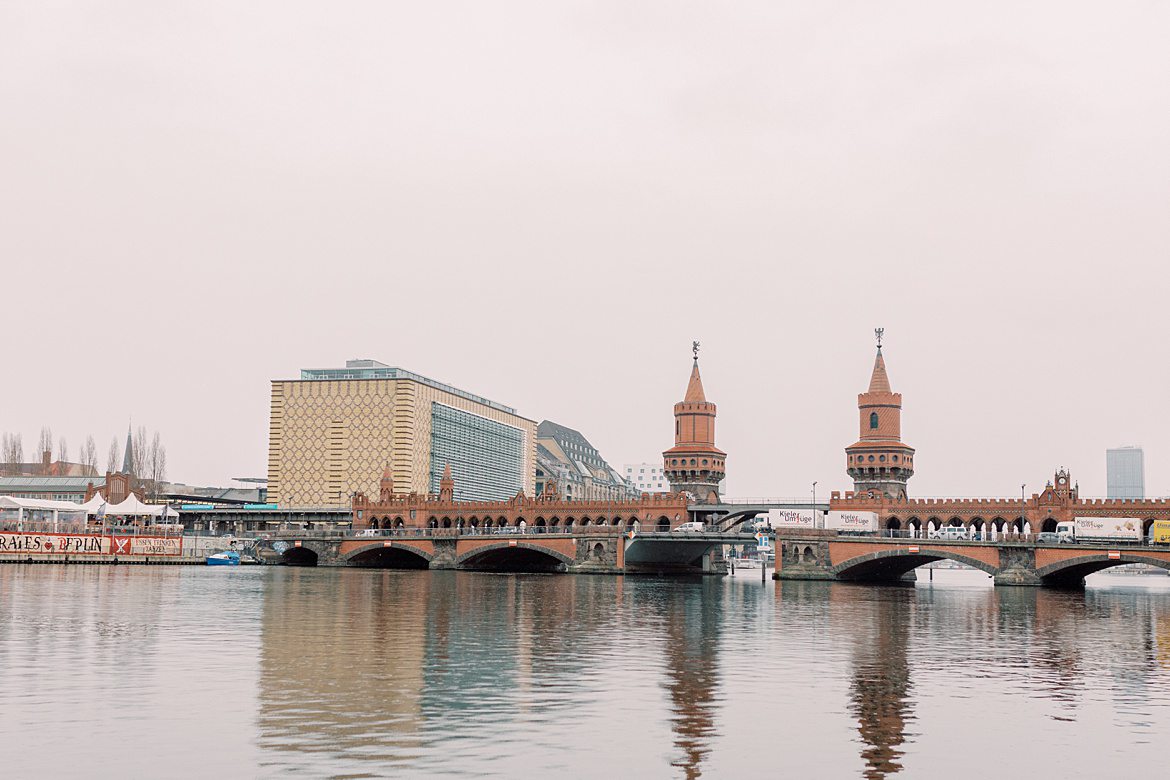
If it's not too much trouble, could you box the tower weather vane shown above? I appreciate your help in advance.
[875,328,884,350]
[692,340,700,362]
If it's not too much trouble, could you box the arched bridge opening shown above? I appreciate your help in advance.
[458,544,571,574]
[346,545,431,570]
[281,546,319,567]
[1036,554,1170,588]
[833,549,998,583]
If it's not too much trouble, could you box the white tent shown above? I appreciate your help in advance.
[104,495,179,519]
[0,496,87,512]
[0,496,88,532]
[79,494,108,515]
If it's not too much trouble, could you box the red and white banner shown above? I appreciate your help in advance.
[0,533,180,556]
[111,536,183,556]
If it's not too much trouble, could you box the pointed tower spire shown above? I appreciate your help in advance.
[663,342,725,503]
[684,362,707,402]
[868,351,892,393]
[379,464,395,499]
[439,463,455,502]
[846,330,914,499]
[121,424,135,475]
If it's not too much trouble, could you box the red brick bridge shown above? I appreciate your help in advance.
[259,528,747,575]
[776,532,1170,587]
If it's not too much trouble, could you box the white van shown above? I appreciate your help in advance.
[673,521,706,533]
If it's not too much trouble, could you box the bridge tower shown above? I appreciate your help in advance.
[663,343,726,503]
[846,330,915,499]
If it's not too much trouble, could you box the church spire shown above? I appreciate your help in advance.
[121,424,135,475]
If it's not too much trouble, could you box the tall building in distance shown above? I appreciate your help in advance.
[662,344,725,502]
[1106,446,1145,499]
[845,330,915,500]
[267,359,536,508]
[624,462,670,494]
[534,420,633,502]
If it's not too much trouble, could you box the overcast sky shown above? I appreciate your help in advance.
[2,2,1167,499]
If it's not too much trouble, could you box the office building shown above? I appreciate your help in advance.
[624,462,670,494]
[1107,446,1145,499]
[268,360,536,508]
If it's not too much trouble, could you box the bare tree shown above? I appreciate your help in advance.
[4,433,25,472]
[82,436,98,473]
[1,433,12,474]
[58,436,69,464]
[133,425,148,477]
[107,438,120,473]
[145,432,168,500]
[38,426,53,461]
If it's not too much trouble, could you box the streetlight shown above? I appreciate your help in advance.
[1020,484,1026,538]
[812,481,818,528]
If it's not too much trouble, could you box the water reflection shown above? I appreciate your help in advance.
[654,580,721,779]
[845,589,914,779]
[4,567,1170,778]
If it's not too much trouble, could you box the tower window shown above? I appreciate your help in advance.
[869,412,879,429]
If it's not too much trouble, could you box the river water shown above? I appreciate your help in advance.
[1,565,1168,779]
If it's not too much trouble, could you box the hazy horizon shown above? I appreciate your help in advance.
[3,2,1167,499]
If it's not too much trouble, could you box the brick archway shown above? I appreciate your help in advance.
[340,542,434,565]
[1034,553,1170,586]
[832,547,1000,581]
[456,541,574,572]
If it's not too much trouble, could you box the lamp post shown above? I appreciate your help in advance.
[1020,484,1026,538]
[812,481,818,528]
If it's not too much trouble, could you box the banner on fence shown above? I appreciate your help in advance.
[0,532,180,556]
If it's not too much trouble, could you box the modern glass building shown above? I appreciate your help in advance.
[268,360,536,508]
[429,403,527,501]
[1106,446,1145,499]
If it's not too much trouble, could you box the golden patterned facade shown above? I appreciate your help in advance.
[268,362,536,508]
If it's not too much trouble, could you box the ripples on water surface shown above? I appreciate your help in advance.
[1,566,1169,778]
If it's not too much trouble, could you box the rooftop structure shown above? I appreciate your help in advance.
[535,421,633,502]
[298,359,517,415]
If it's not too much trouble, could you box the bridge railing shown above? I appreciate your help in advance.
[267,525,759,540]
[776,528,1170,548]
[709,498,829,507]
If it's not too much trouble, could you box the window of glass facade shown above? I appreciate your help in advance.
[430,403,526,501]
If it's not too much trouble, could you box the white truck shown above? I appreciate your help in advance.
[826,511,879,534]
[765,509,816,530]
[1056,517,1142,544]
